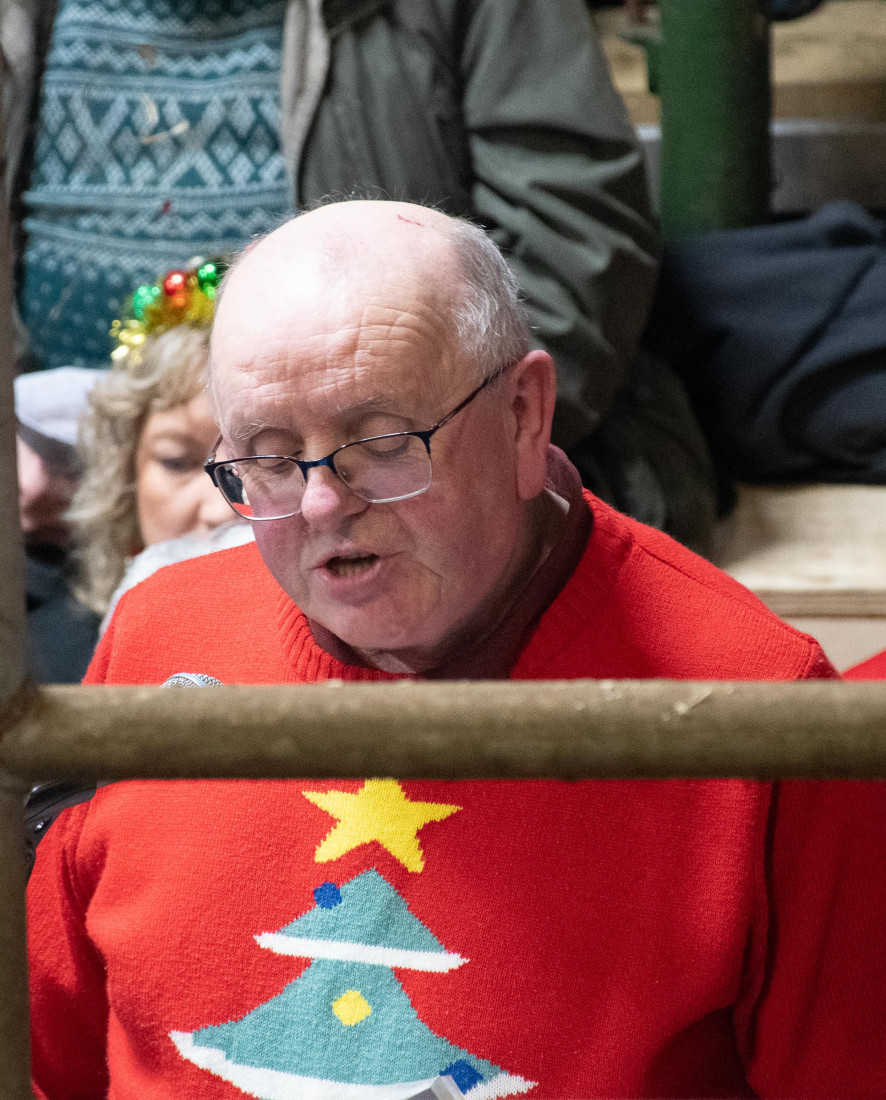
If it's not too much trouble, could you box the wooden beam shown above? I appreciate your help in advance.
[0,785,32,1100]
[0,71,32,1099]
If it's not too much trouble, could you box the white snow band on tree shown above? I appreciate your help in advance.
[169,870,535,1098]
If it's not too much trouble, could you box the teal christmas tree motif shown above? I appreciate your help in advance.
[170,869,535,1099]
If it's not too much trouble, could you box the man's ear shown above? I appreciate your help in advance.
[508,349,557,501]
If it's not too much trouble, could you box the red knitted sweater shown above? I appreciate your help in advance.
[844,648,886,680]
[29,494,886,1099]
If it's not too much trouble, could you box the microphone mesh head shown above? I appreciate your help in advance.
[161,672,224,688]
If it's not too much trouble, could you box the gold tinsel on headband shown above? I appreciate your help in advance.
[109,258,225,368]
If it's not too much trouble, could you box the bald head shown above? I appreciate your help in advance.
[206,199,556,673]
[247,199,458,273]
[230,200,466,276]
[217,203,459,352]
[212,200,530,392]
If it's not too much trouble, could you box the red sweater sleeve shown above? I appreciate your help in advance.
[28,803,110,1100]
[843,649,886,680]
[83,614,114,684]
[739,779,886,1097]
[30,600,118,1094]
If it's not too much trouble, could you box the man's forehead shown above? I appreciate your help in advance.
[210,314,464,449]
[214,289,454,381]
[217,388,404,446]
[210,203,471,430]
[214,242,453,352]
[213,293,465,423]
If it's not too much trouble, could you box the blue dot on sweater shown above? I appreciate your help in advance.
[314,882,342,908]
[441,1060,483,1092]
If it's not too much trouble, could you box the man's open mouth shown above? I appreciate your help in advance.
[325,553,380,578]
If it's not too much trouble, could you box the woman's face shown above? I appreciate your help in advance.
[135,391,233,547]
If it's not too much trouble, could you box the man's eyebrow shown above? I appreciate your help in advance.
[224,420,274,446]
[338,394,403,419]
[223,396,408,447]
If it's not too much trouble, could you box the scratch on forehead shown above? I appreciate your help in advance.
[397,213,426,227]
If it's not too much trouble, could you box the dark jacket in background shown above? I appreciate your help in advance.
[646,201,886,485]
[26,547,99,684]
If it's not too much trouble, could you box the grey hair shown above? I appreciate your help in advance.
[443,218,532,383]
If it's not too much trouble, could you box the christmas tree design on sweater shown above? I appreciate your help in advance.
[170,869,535,1099]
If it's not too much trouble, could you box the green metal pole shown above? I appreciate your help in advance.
[658,0,772,240]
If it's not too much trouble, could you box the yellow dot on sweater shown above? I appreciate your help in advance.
[332,989,372,1026]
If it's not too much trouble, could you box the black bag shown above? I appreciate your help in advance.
[24,781,105,875]
[645,201,886,485]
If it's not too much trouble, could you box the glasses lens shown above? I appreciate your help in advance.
[212,435,432,520]
[214,458,304,520]
[336,434,432,502]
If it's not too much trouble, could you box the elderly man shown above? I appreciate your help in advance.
[28,202,886,1099]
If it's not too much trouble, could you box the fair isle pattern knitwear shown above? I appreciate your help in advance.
[18,0,289,370]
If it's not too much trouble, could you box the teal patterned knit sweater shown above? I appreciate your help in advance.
[18,0,290,370]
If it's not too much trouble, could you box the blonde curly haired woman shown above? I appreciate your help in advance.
[70,263,247,621]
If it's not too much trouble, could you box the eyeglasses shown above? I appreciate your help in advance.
[205,364,509,522]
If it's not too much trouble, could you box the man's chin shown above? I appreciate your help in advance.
[313,606,442,670]
[324,616,419,654]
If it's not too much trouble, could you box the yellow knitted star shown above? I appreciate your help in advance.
[302,779,461,873]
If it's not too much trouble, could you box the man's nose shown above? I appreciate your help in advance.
[298,464,366,528]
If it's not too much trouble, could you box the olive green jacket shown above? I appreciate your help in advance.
[287,0,660,448]
[288,0,714,544]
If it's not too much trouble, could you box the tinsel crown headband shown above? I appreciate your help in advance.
[109,257,227,367]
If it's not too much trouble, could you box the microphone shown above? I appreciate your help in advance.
[25,671,224,872]
[161,672,223,688]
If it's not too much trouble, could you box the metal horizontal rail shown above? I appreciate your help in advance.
[3,679,886,783]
